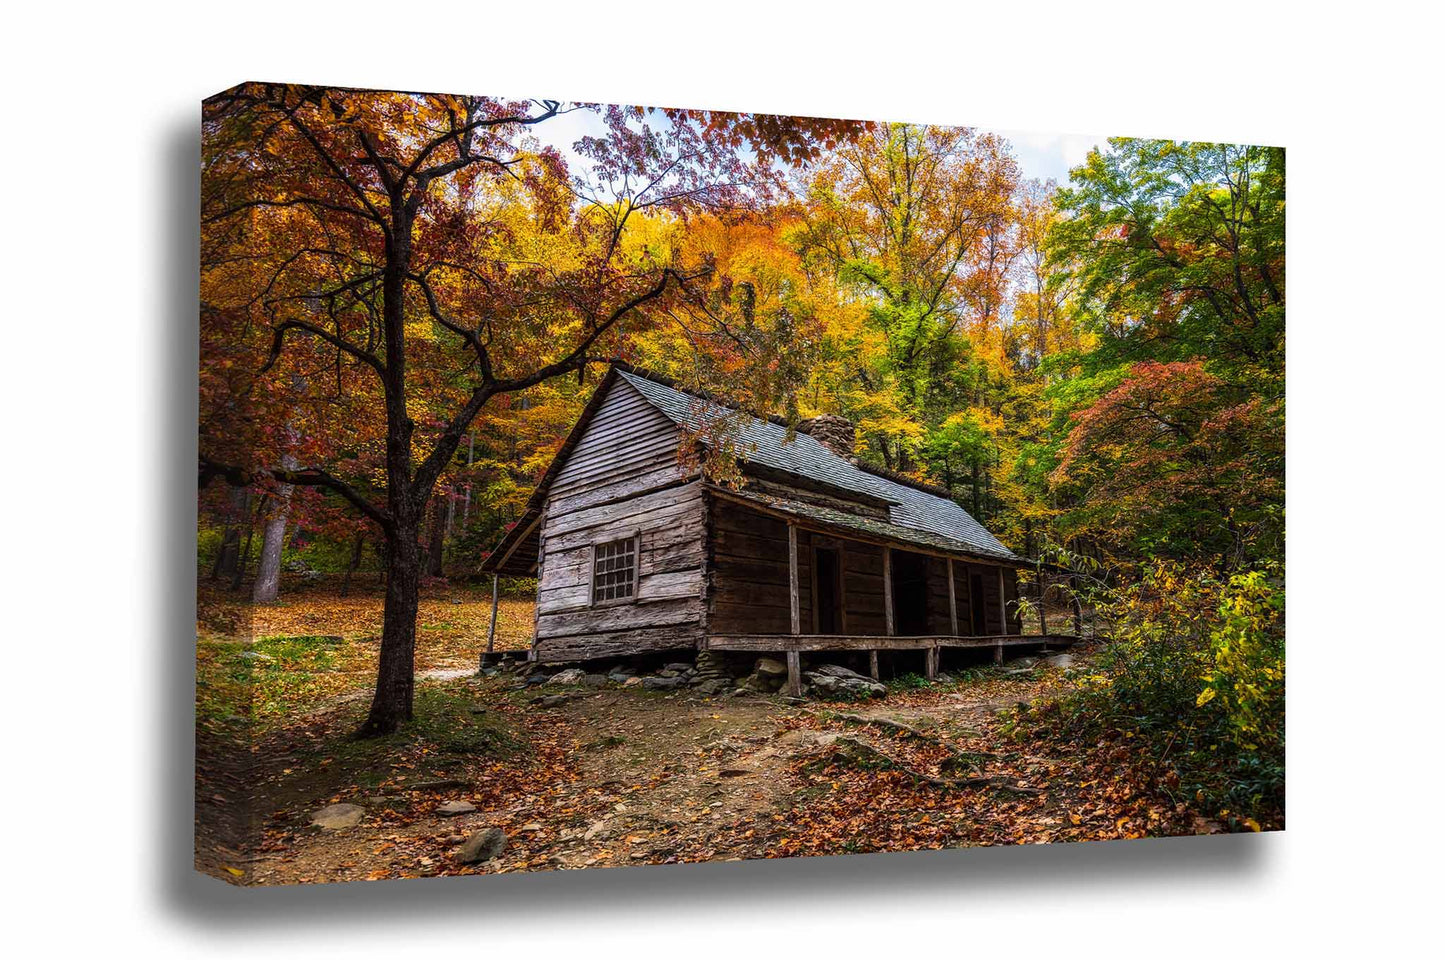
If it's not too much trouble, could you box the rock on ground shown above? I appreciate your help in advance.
[812,663,874,682]
[455,827,507,864]
[754,657,787,677]
[311,803,365,830]
[805,671,886,699]
[437,800,477,816]
[546,668,588,686]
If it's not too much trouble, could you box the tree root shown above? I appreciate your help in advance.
[831,713,1000,772]
[833,712,930,739]
[382,778,469,793]
[819,736,1043,795]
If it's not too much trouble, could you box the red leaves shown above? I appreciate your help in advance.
[1051,360,1283,557]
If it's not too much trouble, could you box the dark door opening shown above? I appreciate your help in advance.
[969,572,986,635]
[814,547,842,634]
[892,551,930,636]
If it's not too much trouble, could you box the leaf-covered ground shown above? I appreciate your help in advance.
[195,587,1233,885]
[196,577,533,731]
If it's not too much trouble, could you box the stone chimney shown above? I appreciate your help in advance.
[797,414,857,463]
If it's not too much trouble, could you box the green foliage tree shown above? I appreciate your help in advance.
[1044,140,1286,567]
[792,124,1019,472]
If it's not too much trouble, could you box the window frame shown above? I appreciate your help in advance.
[588,532,641,607]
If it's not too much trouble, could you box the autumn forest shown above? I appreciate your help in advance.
[197,84,1284,883]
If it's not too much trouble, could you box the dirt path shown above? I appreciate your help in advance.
[203,651,1197,885]
[240,686,816,882]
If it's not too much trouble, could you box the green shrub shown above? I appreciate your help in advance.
[1197,569,1285,754]
[1046,561,1285,826]
[889,673,929,691]
[1096,562,1221,728]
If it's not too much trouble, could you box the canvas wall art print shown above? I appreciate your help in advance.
[196,82,1284,886]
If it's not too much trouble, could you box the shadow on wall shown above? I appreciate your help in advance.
[155,105,1271,932]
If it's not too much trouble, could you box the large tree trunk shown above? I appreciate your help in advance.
[360,247,421,737]
[360,517,420,735]
[251,457,297,603]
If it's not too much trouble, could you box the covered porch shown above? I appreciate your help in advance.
[705,489,1078,696]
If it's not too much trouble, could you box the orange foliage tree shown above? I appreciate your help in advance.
[199,83,860,734]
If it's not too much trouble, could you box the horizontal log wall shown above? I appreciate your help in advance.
[536,624,705,663]
[972,562,1005,635]
[547,379,690,516]
[709,504,794,635]
[534,379,705,661]
[842,542,888,636]
[709,500,897,638]
[701,501,1021,642]
[952,561,973,634]
[924,554,952,636]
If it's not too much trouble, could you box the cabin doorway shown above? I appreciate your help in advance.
[891,550,930,636]
[814,546,842,634]
[969,572,987,634]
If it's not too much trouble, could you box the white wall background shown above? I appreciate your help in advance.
[1,2,1439,955]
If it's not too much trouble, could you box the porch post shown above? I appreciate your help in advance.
[997,567,1008,635]
[786,523,802,697]
[480,572,499,670]
[788,523,800,636]
[883,545,894,637]
[947,557,958,636]
[868,650,879,681]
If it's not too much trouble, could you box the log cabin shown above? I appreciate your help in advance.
[481,364,1046,695]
